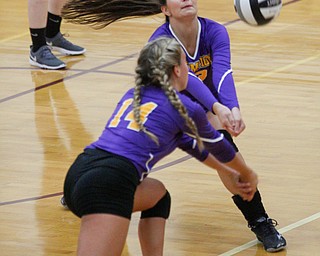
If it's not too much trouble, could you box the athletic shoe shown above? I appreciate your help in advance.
[60,196,69,209]
[249,217,287,252]
[29,45,66,70]
[46,32,86,56]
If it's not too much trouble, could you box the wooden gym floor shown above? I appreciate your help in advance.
[0,0,319,255]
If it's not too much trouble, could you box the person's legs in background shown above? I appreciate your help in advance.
[28,0,85,70]
[46,0,86,56]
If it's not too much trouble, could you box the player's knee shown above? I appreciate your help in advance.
[140,190,171,219]
[153,179,167,197]
[218,129,239,152]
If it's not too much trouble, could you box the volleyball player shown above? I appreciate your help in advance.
[147,1,286,252]
[61,0,286,252]
[63,37,258,255]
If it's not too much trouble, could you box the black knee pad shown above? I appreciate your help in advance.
[140,190,171,219]
[218,129,239,152]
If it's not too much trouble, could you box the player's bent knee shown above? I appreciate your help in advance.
[140,190,171,219]
[218,129,239,152]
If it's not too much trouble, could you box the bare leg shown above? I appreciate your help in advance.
[77,178,167,256]
[48,0,67,16]
[28,0,48,28]
[133,178,167,256]
[133,177,167,211]
[138,218,166,256]
[77,214,130,256]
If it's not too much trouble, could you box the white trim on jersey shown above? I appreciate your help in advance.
[185,132,224,143]
[192,139,197,149]
[217,69,233,93]
[169,19,201,60]
[140,153,154,181]
[188,71,202,81]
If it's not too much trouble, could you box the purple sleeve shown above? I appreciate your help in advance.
[210,25,240,110]
[181,96,236,163]
[194,112,236,163]
[149,24,171,42]
[177,134,209,161]
[185,72,218,112]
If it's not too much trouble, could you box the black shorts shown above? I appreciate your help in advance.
[63,148,140,219]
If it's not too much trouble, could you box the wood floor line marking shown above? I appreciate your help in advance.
[236,52,320,86]
[0,156,192,206]
[219,212,320,255]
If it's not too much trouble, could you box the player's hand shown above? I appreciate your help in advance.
[216,165,254,199]
[203,154,257,201]
[212,102,236,135]
[231,107,246,137]
[239,171,258,201]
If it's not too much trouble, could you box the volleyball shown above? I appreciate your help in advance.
[234,0,282,26]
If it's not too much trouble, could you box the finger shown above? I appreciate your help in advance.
[239,122,246,133]
[245,191,255,202]
[234,119,241,133]
[237,185,253,194]
[226,126,236,137]
[239,193,251,201]
[237,190,255,201]
[222,115,233,129]
[222,118,235,135]
[242,188,253,194]
[229,116,235,128]
[221,111,234,125]
[239,186,253,193]
[236,181,251,188]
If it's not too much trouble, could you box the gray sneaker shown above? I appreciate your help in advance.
[46,32,86,56]
[29,45,66,70]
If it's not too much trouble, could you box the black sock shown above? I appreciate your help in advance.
[30,28,47,52]
[46,12,62,38]
[217,132,267,223]
[232,190,268,225]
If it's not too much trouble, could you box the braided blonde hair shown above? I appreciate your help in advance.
[134,37,204,150]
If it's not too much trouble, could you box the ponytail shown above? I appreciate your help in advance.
[62,0,163,29]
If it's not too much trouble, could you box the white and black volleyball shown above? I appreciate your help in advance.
[234,0,282,26]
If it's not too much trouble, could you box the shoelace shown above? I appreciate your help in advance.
[256,218,279,236]
[57,33,76,47]
[40,46,56,60]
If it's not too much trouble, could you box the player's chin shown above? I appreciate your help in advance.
[180,9,197,17]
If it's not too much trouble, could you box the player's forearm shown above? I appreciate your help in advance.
[202,154,254,199]
[185,73,218,112]
[203,149,257,186]
[214,71,240,110]
[224,153,257,183]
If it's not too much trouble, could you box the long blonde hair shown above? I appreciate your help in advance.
[134,37,203,150]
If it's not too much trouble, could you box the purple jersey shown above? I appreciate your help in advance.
[149,17,239,110]
[87,86,235,180]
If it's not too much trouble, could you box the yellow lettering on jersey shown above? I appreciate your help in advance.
[195,70,208,81]
[108,98,158,132]
[125,102,158,131]
[188,54,211,81]
[188,62,200,73]
[109,99,133,127]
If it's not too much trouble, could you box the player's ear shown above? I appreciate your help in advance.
[161,5,171,17]
[173,65,181,77]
